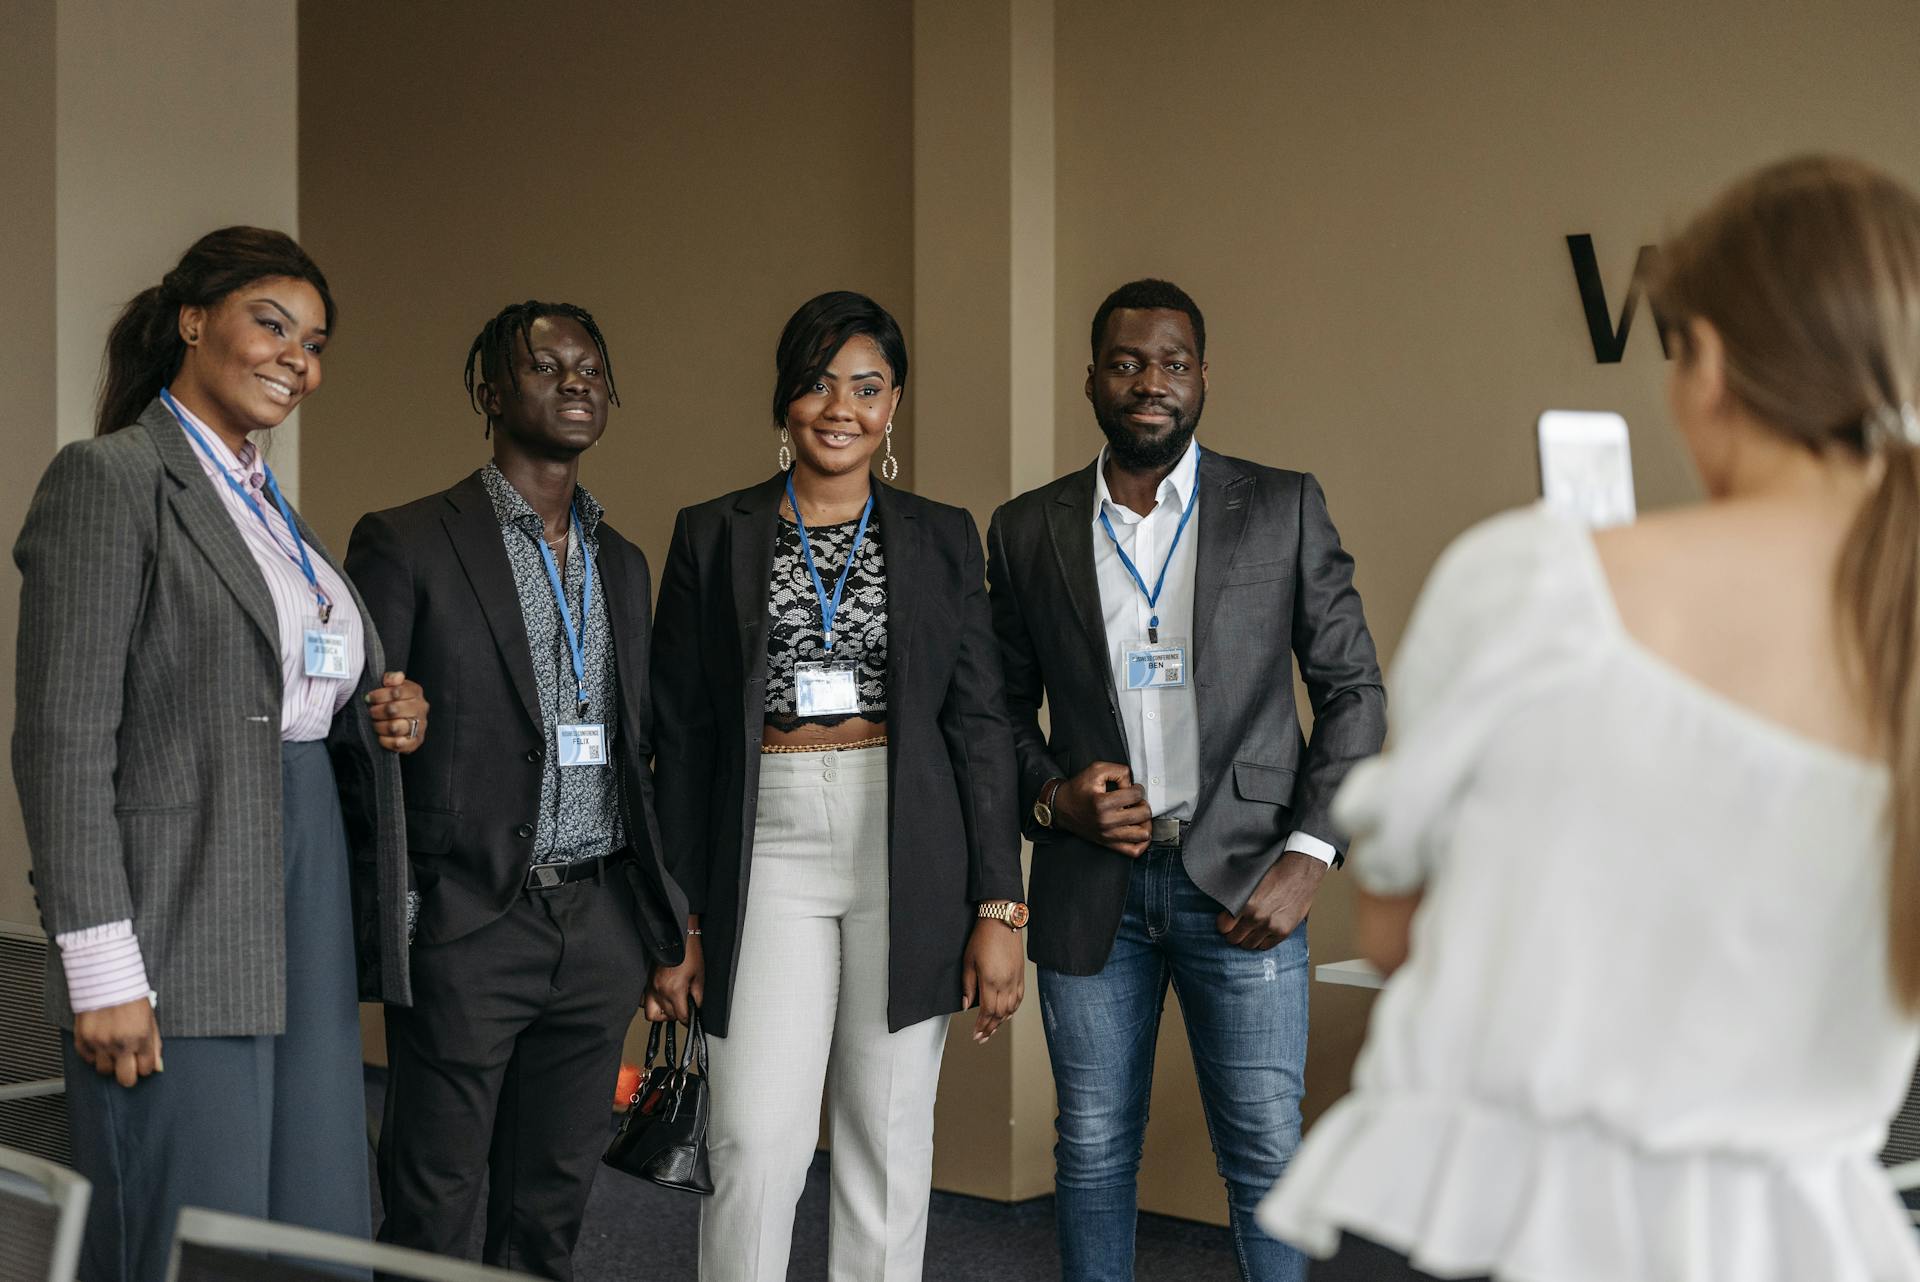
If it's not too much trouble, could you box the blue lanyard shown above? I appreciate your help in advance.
[1096,445,1200,638]
[535,508,595,716]
[784,472,874,652]
[161,388,332,623]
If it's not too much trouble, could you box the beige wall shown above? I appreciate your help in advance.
[294,0,914,558]
[1052,0,1920,1222]
[0,0,58,931]
[293,0,1920,1229]
[912,0,1061,1202]
[2,0,301,933]
[54,0,303,476]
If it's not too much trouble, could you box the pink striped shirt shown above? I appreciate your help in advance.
[170,396,365,738]
[57,399,367,1014]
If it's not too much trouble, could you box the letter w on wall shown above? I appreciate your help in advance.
[1566,234,1670,364]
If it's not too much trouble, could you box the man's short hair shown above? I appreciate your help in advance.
[1089,279,1206,362]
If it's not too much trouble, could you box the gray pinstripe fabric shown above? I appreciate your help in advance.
[12,398,411,1035]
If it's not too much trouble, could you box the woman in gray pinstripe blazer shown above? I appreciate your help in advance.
[12,227,428,1282]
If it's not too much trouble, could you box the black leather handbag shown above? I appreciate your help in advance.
[603,1006,713,1194]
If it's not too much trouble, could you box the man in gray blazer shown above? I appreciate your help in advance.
[986,279,1387,1282]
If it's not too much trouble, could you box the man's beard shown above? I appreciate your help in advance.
[1095,393,1204,472]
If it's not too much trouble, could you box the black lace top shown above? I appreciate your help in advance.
[764,516,889,730]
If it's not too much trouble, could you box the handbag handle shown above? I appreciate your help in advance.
[643,1016,680,1069]
[679,1003,708,1078]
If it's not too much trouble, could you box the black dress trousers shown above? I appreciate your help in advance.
[377,861,648,1281]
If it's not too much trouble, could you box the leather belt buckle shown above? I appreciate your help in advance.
[526,862,566,891]
[1150,815,1184,847]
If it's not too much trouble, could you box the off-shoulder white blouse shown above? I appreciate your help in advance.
[1259,505,1920,1281]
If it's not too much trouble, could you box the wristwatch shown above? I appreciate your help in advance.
[1032,777,1064,829]
[979,901,1031,930]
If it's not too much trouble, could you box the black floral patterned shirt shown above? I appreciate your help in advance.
[482,463,625,863]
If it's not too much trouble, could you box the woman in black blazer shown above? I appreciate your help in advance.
[647,291,1026,1282]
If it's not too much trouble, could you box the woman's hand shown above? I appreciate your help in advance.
[74,997,162,1088]
[643,921,705,1025]
[367,671,429,754]
[962,915,1025,1044]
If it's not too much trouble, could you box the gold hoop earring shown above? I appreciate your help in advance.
[880,421,899,482]
[778,426,793,472]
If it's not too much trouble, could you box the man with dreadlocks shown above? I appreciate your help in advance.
[343,301,688,1278]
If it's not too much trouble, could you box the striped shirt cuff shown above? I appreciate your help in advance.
[55,920,156,1013]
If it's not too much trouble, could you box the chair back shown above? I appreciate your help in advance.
[167,1207,534,1281]
[1883,1060,1920,1168]
[0,925,70,1166]
[0,1141,90,1282]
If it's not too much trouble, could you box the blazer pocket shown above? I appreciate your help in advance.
[1232,760,1297,805]
[405,806,459,854]
[1224,560,1290,587]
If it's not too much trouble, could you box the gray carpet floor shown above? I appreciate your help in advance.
[365,1069,1242,1280]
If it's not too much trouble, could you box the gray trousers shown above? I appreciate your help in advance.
[64,740,370,1282]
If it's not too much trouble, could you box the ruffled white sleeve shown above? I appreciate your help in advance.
[1335,506,1574,895]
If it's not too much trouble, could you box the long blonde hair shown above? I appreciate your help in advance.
[1651,155,1920,1008]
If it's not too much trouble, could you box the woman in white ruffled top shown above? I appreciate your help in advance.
[1259,154,1920,1281]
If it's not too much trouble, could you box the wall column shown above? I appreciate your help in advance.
[913,0,1057,1202]
[0,0,300,932]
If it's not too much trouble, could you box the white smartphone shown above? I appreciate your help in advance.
[1536,410,1635,528]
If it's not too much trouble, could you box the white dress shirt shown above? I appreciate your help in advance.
[1092,440,1335,865]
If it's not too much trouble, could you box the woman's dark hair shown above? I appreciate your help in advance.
[463,300,620,422]
[771,291,908,426]
[1089,278,1206,362]
[95,226,336,436]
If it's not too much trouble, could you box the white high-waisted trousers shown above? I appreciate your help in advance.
[699,746,950,1282]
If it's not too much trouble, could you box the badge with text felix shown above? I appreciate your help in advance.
[534,505,606,768]
[558,723,608,767]
[1124,639,1188,690]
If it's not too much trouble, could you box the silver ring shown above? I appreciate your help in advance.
[407,717,419,740]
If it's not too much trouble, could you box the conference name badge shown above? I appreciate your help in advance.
[1124,639,1188,690]
[558,723,608,767]
[303,626,352,681]
[795,661,861,718]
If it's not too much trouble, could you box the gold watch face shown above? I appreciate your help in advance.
[1008,903,1030,929]
[1033,801,1053,827]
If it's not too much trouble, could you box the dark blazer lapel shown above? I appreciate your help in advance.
[145,400,280,654]
[598,530,648,740]
[442,472,544,734]
[1045,461,1120,703]
[873,479,918,816]
[729,474,785,704]
[873,479,918,687]
[1191,449,1254,669]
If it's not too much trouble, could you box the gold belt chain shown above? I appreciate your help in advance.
[760,735,889,755]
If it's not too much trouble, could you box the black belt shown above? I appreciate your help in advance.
[524,851,625,891]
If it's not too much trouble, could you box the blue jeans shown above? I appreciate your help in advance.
[1039,847,1310,1282]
